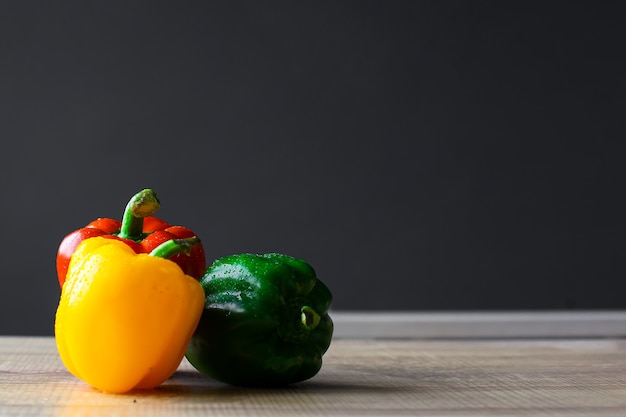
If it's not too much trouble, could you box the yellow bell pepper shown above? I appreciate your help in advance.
[54,236,205,394]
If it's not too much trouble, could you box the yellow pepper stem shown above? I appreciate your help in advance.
[149,237,201,259]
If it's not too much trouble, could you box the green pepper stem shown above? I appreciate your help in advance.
[300,306,321,331]
[149,237,200,258]
[117,189,160,240]
[278,304,321,343]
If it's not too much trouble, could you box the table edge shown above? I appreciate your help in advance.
[330,310,626,339]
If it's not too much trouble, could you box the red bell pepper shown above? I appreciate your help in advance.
[56,189,206,288]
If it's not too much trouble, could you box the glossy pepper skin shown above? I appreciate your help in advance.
[56,189,206,288]
[55,236,205,394]
[186,253,333,387]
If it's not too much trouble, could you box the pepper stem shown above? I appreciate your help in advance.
[117,189,160,240]
[300,306,321,331]
[278,303,321,343]
[149,237,200,258]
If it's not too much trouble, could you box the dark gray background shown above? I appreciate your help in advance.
[1,1,624,335]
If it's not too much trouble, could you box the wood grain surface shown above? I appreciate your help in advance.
[1,336,626,416]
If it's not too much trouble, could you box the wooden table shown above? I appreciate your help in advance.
[2,334,626,416]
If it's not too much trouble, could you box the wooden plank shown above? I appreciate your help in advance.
[331,310,626,339]
[1,336,626,416]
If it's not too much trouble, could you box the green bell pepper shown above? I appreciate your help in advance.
[185,253,333,387]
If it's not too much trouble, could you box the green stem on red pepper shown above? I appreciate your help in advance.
[149,237,201,259]
[117,189,161,240]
